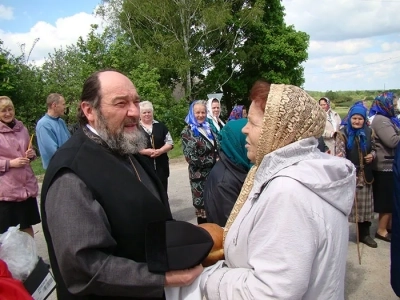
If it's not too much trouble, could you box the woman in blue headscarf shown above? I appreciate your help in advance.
[203,118,252,227]
[368,92,400,242]
[181,100,220,224]
[335,103,377,247]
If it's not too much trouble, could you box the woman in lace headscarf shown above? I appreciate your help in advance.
[319,97,341,153]
[182,100,220,224]
[202,81,356,299]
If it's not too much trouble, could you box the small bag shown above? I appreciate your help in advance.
[0,225,38,281]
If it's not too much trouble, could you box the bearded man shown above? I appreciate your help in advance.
[40,70,209,300]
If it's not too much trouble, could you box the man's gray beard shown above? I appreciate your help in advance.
[96,111,147,155]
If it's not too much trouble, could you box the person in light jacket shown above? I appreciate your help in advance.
[202,81,356,299]
[0,96,40,237]
[319,97,341,153]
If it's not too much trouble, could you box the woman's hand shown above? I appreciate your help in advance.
[25,148,36,159]
[139,148,155,157]
[364,154,373,164]
[151,149,162,158]
[10,157,30,168]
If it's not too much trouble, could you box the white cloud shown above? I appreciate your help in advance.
[309,39,373,57]
[0,5,13,20]
[282,0,400,90]
[382,42,400,52]
[283,0,400,41]
[0,12,103,63]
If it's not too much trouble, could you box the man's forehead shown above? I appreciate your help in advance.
[99,73,138,98]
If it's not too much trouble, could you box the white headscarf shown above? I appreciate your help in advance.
[206,98,225,132]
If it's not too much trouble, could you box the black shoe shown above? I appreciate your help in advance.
[375,232,391,242]
[360,235,378,248]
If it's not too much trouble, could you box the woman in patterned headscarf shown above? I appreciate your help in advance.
[227,105,245,121]
[369,92,400,242]
[335,103,377,248]
[203,81,356,299]
[319,97,341,153]
[181,100,220,224]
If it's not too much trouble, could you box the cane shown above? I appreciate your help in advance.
[354,192,362,265]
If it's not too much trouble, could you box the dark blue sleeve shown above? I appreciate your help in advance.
[391,143,400,297]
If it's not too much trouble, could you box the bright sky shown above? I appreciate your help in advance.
[0,0,399,92]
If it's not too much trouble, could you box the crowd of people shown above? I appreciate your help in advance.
[0,69,399,299]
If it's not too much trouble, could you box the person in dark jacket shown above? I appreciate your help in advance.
[392,142,400,296]
[203,118,251,226]
[317,136,329,153]
[40,70,210,300]
[335,104,377,248]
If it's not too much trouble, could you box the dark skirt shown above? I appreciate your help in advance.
[0,197,41,233]
[372,171,394,213]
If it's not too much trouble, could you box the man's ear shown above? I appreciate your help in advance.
[80,101,96,123]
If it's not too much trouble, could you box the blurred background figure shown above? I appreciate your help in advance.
[182,100,219,224]
[139,101,174,194]
[206,98,225,136]
[0,96,40,238]
[369,92,400,242]
[335,103,377,248]
[204,118,251,226]
[319,97,341,153]
[228,105,246,121]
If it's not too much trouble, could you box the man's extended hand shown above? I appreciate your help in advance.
[165,265,203,287]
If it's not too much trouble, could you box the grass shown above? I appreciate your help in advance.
[335,106,350,119]
[31,158,45,176]
[169,140,183,159]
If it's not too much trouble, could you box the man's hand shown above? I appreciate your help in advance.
[364,154,373,164]
[139,148,155,157]
[165,265,203,287]
[10,157,31,168]
[25,148,36,159]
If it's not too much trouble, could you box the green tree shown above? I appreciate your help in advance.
[97,0,239,98]
[0,40,16,95]
[193,0,309,113]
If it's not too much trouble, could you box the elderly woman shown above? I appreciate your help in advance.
[335,103,377,248]
[182,100,219,224]
[203,118,251,227]
[0,96,40,237]
[139,101,174,193]
[202,82,356,299]
[319,97,341,153]
[206,98,225,135]
[369,92,400,242]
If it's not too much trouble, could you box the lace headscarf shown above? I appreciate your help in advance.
[185,100,214,140]
[224,84,326,240]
